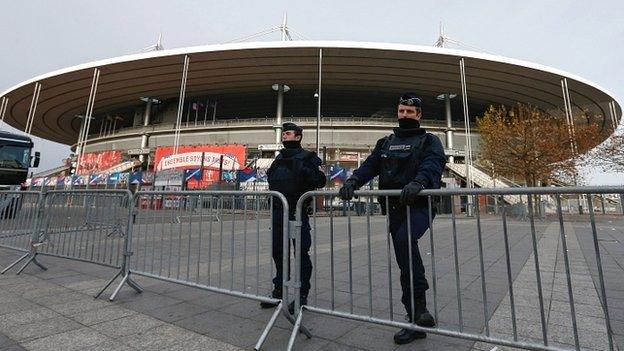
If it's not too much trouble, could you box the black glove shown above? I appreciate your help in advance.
[339,178,359,201]
[400,181,425,205]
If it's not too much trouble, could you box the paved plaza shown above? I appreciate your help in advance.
[1,210,623,350]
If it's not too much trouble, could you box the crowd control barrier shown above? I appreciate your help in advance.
[288,186,623,351]
[0,190,142,298]
[0,191,44,273]
[128,190,310,350]
[1,187,622,350]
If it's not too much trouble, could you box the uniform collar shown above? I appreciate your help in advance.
[280,147,304,158]
[392,127,427,138]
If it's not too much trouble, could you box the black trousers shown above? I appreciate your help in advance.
[388,205,434,314]
[271,208,312,296]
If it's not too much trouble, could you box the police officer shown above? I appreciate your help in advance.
[339,93,446,344]
[261,122,326,314]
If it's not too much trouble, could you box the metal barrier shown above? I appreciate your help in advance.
[0,191,44,273]
[128,190,309,350]
[288,186,623,351]
[0,190,142,299]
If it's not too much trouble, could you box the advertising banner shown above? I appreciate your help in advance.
[77,151,123,175]
[154,145,246,172]
[154,144,246,189]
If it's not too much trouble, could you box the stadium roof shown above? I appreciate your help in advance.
[0,41,620,145]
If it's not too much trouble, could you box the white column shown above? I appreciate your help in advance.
[444,93,454,163]
[275,84,284,144]
[140,100,153,163]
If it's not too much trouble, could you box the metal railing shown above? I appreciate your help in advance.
[288,186,623,351]
[1,187,622,350]
[0,191,43,273]
[128,190,308,350]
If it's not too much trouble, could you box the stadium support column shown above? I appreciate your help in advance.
[560,77,583,214]
[0,97,8,123]
[316,48,323,156]
[272,83,290,148]
[276,84,284,144]
[459,58,474,216]
[139,98,155,163]
[24,82,42,135]
[438,93,456,163]
[75,68,100,175]
[445,94,453,163]
[173,55,190,155]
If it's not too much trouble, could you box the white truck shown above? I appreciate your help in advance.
[0,131,40,217]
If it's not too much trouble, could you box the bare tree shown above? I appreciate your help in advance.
[587,132,624,173]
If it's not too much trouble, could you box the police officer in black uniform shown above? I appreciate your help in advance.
[339,93,446,344]
[260,122,326,314]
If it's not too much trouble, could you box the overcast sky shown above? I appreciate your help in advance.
[0,0,622,184]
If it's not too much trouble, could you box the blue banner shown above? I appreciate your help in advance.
[107,172,120,185]
[184,168,202,182]
[329,164,347,181]
[237,167,257,182]
[130,171,142,184]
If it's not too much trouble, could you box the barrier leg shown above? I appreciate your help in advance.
[109,272,143,301]
[287,308,305,351]
[30,256,47,271]
[94,270,122,299]
[14,252,47,275]
[126,276,143,292]
[254,302,283,350]
[0,252,30,274]
[109,273,130,301]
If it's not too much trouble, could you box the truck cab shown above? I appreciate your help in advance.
[0,131,40,191]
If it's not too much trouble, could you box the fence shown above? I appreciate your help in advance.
[289,186,623,351]
[0,191,43,273]
[128,190,308,349]
[0,187,623,350]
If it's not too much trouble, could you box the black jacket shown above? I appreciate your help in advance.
[350,126,446,208]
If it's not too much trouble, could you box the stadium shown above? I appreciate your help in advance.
[0,40,621,191]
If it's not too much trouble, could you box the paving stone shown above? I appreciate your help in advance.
[0,306,61,328]
[21,327,110,351]
[117,291,181,313]
[168,335,245,351]
[70,305,137,326]
[2,315,82,342]
[80,340,135,351]
[336,324,397,351]
[91,314,164,338]
[0,299,39,317]
[144,301,208,323]
[33,291,87,306]
[121,324,196,349]
[47,297,110,316]
[0,333,17,348]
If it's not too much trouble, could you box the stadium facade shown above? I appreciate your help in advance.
[0,41,621,189]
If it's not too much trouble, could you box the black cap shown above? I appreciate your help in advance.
[282,122,303,135]
[398,93,422,108]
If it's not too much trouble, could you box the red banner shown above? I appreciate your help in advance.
[77,151,122,175]
[154,145,247,189]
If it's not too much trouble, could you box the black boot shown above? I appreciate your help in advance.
[288,294,307,315]
[260,287,282,308]
[414,294,435,327]
[393,315,426,344]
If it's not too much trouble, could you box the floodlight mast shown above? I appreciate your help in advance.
[141,33,164,52]
[434,22,492,54]
[226,12,308,43]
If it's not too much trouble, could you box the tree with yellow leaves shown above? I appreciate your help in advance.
[476,103,607,187]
